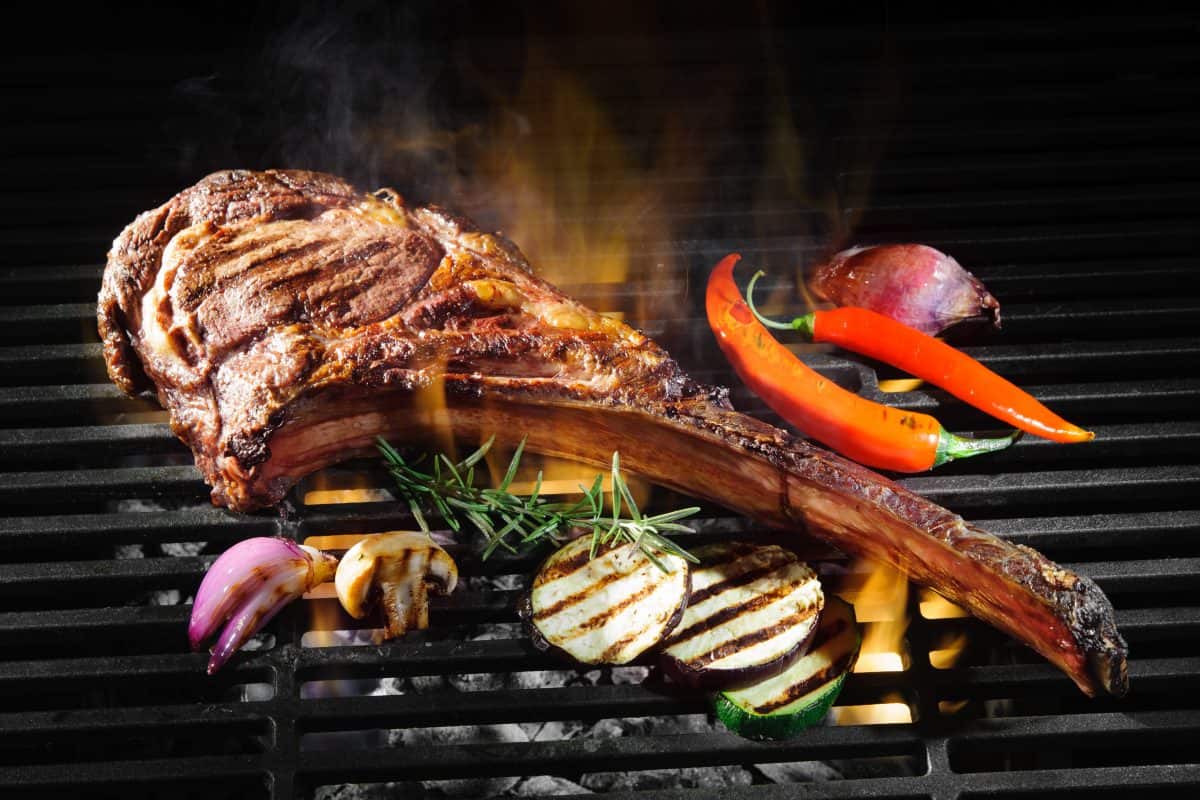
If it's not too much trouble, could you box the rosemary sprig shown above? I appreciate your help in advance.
[376,436,699,571]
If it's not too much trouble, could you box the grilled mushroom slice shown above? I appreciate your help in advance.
[659,542,824,690]
[521,537,691,665]
[334,532,459,639]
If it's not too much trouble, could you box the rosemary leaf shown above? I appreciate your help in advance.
[375,436,696,571]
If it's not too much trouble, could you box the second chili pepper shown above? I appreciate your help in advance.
[706,254,1015,473]
[745,271,1095,444]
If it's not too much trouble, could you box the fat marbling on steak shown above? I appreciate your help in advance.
[98,169,1127,697]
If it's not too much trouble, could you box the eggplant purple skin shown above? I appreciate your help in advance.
[516,565,692,668]
[657,613,821,692]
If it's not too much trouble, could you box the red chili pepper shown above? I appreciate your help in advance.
[706,254,1015,472]
[744,271,1095,444]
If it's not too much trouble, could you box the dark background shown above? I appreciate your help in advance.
[3,3,1200,798]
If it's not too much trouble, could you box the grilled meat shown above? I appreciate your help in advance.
[98,169,1128,697]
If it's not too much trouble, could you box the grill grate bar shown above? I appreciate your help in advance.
[0,556,209,597]
[0,465,207,503]
[0,462,1196,513]
[0,509,274,554]
[900,465,1200,512]
[0,757,269,793]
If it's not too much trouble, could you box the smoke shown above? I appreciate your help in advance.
[253,2,466,192]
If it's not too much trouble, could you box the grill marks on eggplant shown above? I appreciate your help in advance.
[660,543,823,690]
[723,598,859,716]
[713,596,861,739]
[750,617,854,714]
[524,538,690,665]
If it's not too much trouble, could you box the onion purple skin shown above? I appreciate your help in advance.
[809,244,1001,337]
[189,537,336,674]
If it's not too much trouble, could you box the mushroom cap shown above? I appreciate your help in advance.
[334,532,459,619]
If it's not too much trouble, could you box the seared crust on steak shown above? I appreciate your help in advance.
[98,170,1128,697]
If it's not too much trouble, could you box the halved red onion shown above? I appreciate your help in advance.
[809,244,1000,336]
[189,537,338,673]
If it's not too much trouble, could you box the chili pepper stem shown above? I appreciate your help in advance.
[934,429,1021,467]
[747,270,815,337]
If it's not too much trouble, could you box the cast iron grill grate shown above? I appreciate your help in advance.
[2,8,1199,800]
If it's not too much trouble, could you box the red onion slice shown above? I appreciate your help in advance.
[189,537,338,673]
[809,244,1000,336]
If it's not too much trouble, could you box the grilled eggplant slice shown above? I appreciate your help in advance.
[714,595,860,740]
[659,542,823,690]
[520,537,690,665]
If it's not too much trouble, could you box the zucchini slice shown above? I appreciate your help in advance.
[520,536,690,665]
[713,595,860,740]
[659,542,823,690]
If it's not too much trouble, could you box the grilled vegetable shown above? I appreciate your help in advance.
[808,244,1000,336]
[714,595,860,740]
[707,253,1016,472]
[747,272,1094,444]
[659,542,823,690]
[189,537,338,674]
[334,532,459,640]
[521,536,690,665]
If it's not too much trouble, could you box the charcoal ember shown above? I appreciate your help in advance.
[314,784,390,800]
[408,674,449,693]
[149,589,183,605]
[476,573,525,591]
[114,544,144,559]
[755,760,843,783]
[512,775,592,795]
[509,667,592,691]
[519,718,587,743]
[579,765,753,792]
[827,754,917,778]
[161,540,208,556]
[394,723,528,797]
[650,714,720,735]
[609,665,651,685]
[314,783,420,799]
[371,677,406,696]
[581,714,751,791]
[599,713,718,737]
[588,718,629,739]
[448,628,513,693]
[447,670,505,693]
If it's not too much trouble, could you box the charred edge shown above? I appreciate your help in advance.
[1065,569,1130,697]
[516,591,554,653]
[225,409,288,470]
[661,568,692,644]
[666,579,802,649]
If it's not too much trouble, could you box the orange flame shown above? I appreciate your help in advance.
[831,559,915,726]
[839,559,910,674]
